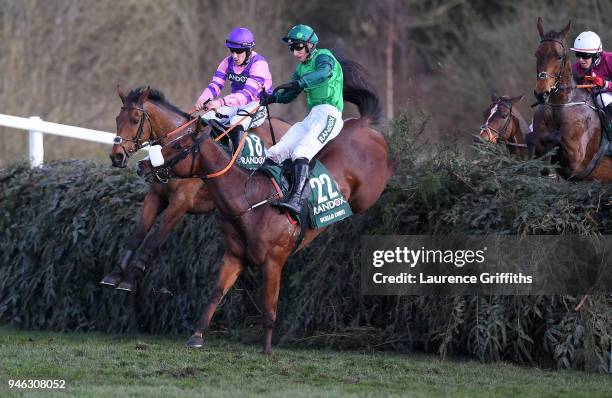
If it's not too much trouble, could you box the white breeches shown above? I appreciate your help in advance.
[594,92,612,108]
[266,104,343,162]
[202,101,267,130]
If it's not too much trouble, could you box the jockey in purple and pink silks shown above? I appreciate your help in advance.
[194,27,273,147]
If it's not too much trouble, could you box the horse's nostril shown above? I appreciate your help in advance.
[109,152,127,168]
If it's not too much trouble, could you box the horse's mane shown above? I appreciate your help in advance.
[541,30,563,41]
[332,49,383,125]
[127,86,191,118]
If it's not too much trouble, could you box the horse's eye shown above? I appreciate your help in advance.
[558,56,563,60]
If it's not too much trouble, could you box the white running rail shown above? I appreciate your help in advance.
[0,113,121,167]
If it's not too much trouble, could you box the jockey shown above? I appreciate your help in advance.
[571,31,612,125]
[260,24,344,214]
[194,27,273,150]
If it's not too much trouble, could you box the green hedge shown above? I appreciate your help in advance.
[1,113,611,372]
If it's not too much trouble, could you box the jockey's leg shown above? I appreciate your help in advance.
[273,105,343,214]
[201,105,233,125]
[264,119,308,165]
[593,92,612,132]
[290,104,343,161]
[228,102,267,152]
[273,157,309,214]
[601,93,612,131]
[202,106,235,140]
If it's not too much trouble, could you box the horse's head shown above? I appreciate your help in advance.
[534,17,572,103]
[110,86,155,168]
[479,94,525,143]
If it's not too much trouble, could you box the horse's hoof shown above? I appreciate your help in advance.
[115,280,135,292]
[99,274,121,287]
[186,335,203,349]
[260,348,272,355]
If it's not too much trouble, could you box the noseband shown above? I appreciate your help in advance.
[536,38,572,99]
[481,101,514,141]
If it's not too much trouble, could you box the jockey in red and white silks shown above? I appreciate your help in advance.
[571,31,612,111]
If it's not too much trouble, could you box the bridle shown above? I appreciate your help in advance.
[142,131,205,184]
[143,107,260,184]
[113,105,160,158]
[533,37,607,180]
[535,37,573,103]
[479,100,527,148]
[480,100,514,142]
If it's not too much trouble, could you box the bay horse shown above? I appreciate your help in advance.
[478,94,530,158]
[101,86,290,290]
[533,17,612,180]
[138,63,397,353]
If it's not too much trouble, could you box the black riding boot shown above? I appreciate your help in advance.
[605,104,612,132]
[273,158,309,214]
[229,125,245,154]
[208,119,226,138]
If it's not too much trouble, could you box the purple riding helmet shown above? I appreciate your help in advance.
[225,27,256,50]
[225,27,255,66]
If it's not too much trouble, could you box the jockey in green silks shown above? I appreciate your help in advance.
[260,24,344,214]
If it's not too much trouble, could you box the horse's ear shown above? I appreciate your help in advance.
[560,20,571,38]
[138,86,150,104]
[491,93,498,102]
[537,17,544,39]
[117,85,126,104]
[512,93,526,104]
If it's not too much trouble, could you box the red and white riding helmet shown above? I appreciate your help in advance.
[571,31,603,54]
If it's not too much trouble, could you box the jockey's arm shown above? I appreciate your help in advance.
[221,59,272,106]
[196,58,229,107]
[274,71,303,104]
[298,54,335,88]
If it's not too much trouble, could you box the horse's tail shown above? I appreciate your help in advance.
[333,50,383,125]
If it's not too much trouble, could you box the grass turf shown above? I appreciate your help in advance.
[0,326,610,397]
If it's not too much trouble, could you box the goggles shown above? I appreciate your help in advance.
[574,51,595,59]
[289,42,306,52]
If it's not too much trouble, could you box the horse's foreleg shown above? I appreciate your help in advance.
[115,199,192,292]
[261,260,283,354]
[100,191,163,286]
[187,254,245,348]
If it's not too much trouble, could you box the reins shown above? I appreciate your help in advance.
[114,105,158,155]
[532,37,598,108]
[478,101,528,148]
[154,105,263,181]
[532,37,609,179]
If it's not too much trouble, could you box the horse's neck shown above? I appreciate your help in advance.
[550,54,575,105]
[147,102,190,142]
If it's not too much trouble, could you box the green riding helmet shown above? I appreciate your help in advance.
[282,24,318,46]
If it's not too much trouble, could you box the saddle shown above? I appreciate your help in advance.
[205,118,243,154]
